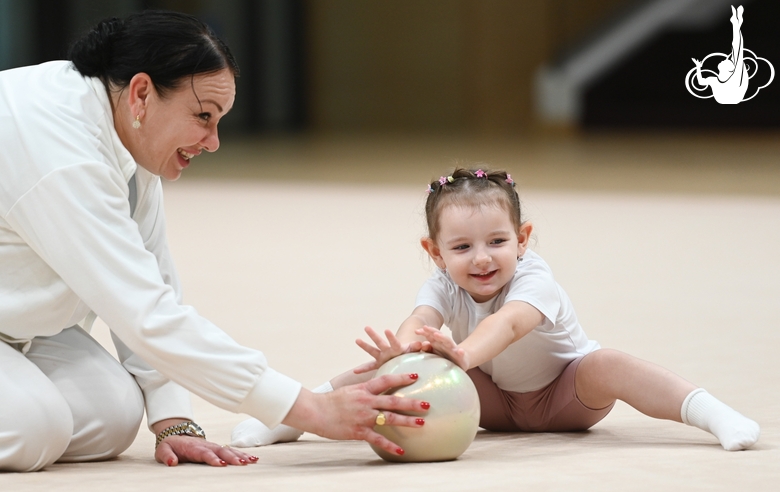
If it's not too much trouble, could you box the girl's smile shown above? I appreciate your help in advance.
[471,270,497,282]
[423,204,532,303]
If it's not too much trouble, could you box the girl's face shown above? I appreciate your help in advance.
[422,204,532,303]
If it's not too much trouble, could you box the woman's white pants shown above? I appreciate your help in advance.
[0,326,144,472]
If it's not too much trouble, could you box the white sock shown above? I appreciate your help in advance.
[230,381,333,447]
[681,388,760,451]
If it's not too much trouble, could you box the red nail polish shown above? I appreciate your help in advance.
[416,418,425,425]
[167,458,174,466]
[420,401,430,409]
[249,456,259,461]
[396,448,405,456]
[410,373,419,380]
[239,459,247,464]
[220,460,227,465]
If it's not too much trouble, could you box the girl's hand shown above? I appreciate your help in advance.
[415,325,470,371]
[354,326,428,374]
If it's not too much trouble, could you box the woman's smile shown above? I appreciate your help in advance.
[176,148,198,168]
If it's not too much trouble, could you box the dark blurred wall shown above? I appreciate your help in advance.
[0,0,306,134]
[305,0,626,133]
[0,0,626,134]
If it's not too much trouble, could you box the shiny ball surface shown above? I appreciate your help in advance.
[370,352,480,462]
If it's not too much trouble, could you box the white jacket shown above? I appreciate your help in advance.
[0,61,301,428]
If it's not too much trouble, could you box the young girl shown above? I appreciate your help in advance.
[232,168,760,451]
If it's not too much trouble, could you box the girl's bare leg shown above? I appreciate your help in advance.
[575,348,694,420]
[575,349,759,450]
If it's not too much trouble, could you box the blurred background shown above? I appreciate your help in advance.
[2,0,779,136]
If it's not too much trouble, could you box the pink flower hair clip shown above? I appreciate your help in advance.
[475,169,486,178]
[438,175,454,186]
[505,174,515,186]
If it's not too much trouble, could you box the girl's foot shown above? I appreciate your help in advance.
[230,380,334,447]
[681,389,760,451]
[231,419,303,447]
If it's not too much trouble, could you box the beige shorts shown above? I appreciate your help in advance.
[467,356,614,432]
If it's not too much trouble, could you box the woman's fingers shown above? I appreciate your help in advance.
[155,436,259,467]
[364,411,426,456]
[217,445,258,465]
[372,394,431,417]
[376,410,426,428]
[365,430,407,457]
[363,374,431,415]
[154,441,178,466]
[364,372,418,395]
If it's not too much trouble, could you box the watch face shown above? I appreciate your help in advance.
[185,422,205,438]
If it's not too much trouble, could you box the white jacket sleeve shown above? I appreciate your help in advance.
[109,174,193,426]
[6,163,301,428]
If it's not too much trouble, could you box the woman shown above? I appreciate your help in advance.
[0,11,426,472]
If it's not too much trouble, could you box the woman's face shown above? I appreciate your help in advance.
[130,69,236,181]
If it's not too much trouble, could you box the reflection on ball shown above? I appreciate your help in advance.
[370,352,480,462]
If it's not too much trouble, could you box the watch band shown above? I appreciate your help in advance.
[155,421,206,449]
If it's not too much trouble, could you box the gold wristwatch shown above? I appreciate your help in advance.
[155,421,206,449]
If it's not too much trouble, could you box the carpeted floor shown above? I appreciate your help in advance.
[5,134,779,490]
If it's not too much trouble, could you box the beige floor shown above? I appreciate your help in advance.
[6,134,780,490]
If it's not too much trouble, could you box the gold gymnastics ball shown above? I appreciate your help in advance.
[370,352,480,462]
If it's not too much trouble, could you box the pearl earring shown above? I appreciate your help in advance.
[132,115,141,129]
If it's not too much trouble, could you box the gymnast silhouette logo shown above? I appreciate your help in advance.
[685,5,774,104]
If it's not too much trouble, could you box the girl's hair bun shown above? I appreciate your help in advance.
[68,17,125,78]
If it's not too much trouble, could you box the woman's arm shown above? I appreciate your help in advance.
[418,300,544,370]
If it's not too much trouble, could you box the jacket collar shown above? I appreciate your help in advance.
[88,77,138,184]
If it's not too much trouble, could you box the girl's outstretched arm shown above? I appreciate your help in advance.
[419,300,543,370]
[396,305,444,342]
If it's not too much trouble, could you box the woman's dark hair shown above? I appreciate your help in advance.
[68,10,239,97]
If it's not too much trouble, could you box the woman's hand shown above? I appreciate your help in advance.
[154,435,258,467]
[415,325,470,371]
[151,418,258,467]
[282,373,430,457]
[353,326,429,374]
